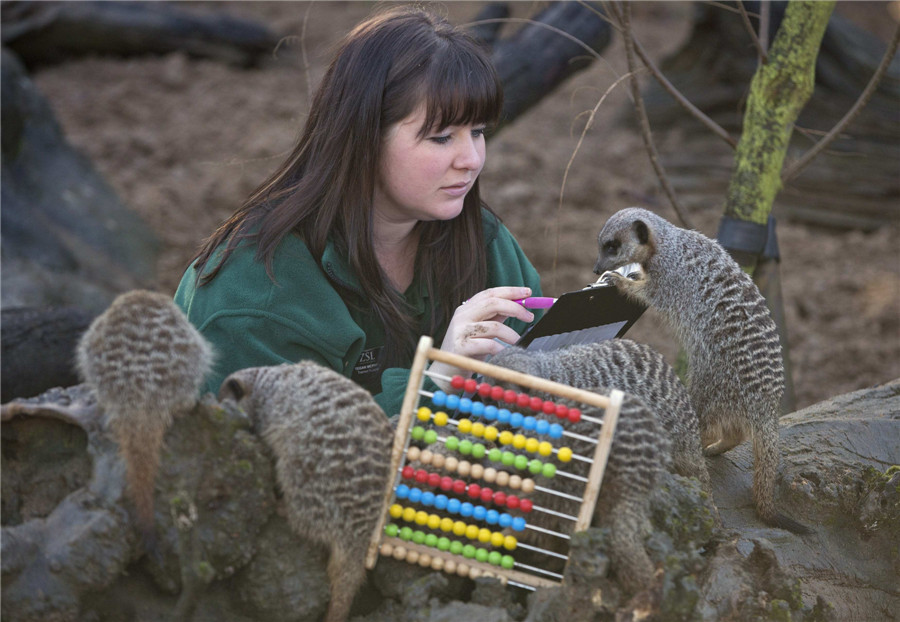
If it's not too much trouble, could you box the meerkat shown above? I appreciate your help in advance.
[593,207,808,533]
[76,290,213,549]
[489,339,712,501]
[218,361,392,622]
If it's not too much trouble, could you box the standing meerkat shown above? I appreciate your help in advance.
[76,290,214,548]
[218,361,392,622]
[593,207,807,533]
[489,339,712,501]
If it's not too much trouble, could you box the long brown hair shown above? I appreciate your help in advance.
[191,5,503,368]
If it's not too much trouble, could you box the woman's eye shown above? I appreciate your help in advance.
[472,128,486,139]
[429,135,451,145]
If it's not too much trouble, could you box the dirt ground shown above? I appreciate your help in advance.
[31,1,899,410]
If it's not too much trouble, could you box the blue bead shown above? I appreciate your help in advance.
[498,513,512,528]
[408,488,422,503]
[535,419,550,435]
[509,412,524,428]
[471,402,485,417]
[432,391,447,407]
[395,484,409,499]
[549,423,564,439]
[512,517,526,532]
[434,494,448,510]
[447,498,461,514]
[460,502,474,517]
[486,510,499,525]
[523,416,537,431]
[446,394,460,410]
[484,405,498,421]
[421,491,435,506]
[459,397,472,413]
[472,506,487,521]
[497,409,511,424]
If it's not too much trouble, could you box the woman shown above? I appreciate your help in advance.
[175,5,542,417]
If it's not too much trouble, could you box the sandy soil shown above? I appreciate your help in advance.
[31,1,900,410]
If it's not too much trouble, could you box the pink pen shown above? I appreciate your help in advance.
[515,297,557,309]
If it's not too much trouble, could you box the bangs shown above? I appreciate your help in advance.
[417,45,503,136]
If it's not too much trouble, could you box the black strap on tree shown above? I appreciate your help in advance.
[716,215,780,267]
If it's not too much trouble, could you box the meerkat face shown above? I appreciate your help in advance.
[593,208,657,276]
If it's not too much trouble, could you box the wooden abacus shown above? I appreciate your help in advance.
[365,335,623,590]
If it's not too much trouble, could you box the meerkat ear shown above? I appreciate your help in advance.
[218,376,247,402]
[632,220,650,245]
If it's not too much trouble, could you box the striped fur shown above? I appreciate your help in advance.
[219,362,392,622]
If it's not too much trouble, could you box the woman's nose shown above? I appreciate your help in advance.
[454,135,484,171]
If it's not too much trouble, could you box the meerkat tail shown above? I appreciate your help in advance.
[323,542,366,622]
[116,420,165,546]
[752,420,812,535]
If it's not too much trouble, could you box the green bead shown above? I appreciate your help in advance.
[411,426,425,440]
[475,548,489,562]
[399,526,413,541]
[488,551,502,566]
[450,540,464,555]
[459,440,473,455]
[445,436,460,451]
[514,454,529,470]
[528,459,543,474]
[425,533,439,548]
[423,430,438,445]
[501,555,515,569]
[488,448,502,462]
[462,544,477,559]
[471,443,486,459]
[501,451,515,466]
[542,463,557,478]
[412,530,426,544]
[384,523,399,537]
[437,537,451,551]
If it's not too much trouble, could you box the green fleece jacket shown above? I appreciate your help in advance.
[174,210,542,417]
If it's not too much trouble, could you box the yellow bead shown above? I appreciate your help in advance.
[434,411,449,426]
[453,521,467,537]
[471,422,485,437]
[557,447,573,462]
[457,419,472,434]
[499,431,513,445]
[504,535,517,550]
[465,524,479,540]
[525,437,539,453]
[417,407,432,421]
[512,434,527,450]
[478,528,492,543]
[440,517,454,532]
[415,511,428,525]
[402,507,416,522]
[389,504,403,519]
[538,441,553,457]
[491,532,505,547]
[484,426,499,442]
[427,514,442,530]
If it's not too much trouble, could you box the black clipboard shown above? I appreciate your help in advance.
[516,284,647,351]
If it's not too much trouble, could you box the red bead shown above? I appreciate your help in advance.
[555,404,569,419]
[530,396,543,411]
[451,375,465,390]
[506,495,520,509]
[480,487,493,503]
[519,499,534,513]
[568,408,582,423]
[464,378,478,393]
[402,465,415,479]
[415,469,428,483]
[490,386,505,400]
[493,491,507,506]
[428,472,441,487]
[503,390,517,404]
[516,393,530,408]
[440,476,454,491]
[478,383,493,398]
[453,479,467,494]
[467,483,481,499]
[542,400,556,415]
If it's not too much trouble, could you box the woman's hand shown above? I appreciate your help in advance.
[428,286,535,391]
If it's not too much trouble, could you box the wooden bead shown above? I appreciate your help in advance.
[521,478,535,493]
[420,449,433,465]
[509,474,522,490]
[406,550,419,564]
[495,470,510,487]
[469,567,483,579]
[407,446,420,462]
[444,559,457,574]
[418,553,432,567]
[470,463,484,480]
[457,460,471,477]
[456,563,470,577]
[393,546,407,560]
[482,467,497,483]
[380,542,394,557]
[445,456,459,473]
[431,556,445,571]
[431,453,446,469]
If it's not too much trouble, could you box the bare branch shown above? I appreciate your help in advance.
[614,1,695,229]
[781,23,900,184]
[737,0,769,64]
[462,17,606,62]
[759,1,771,54]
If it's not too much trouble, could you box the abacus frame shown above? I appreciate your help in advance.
[365,335,623,589]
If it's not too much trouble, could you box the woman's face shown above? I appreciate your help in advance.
[374,105,486,226]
